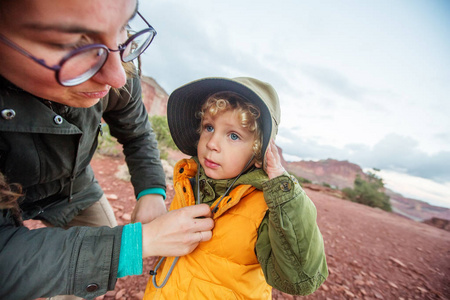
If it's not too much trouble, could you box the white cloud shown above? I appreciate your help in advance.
[371,169,450,209]
[277,131,450,183]
[138,0,450,202]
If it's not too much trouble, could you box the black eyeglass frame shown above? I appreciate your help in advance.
[0,11,156,86]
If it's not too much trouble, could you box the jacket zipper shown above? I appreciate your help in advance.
[68,176,75,202]
[68,133,82,203]
[99,123,103,136]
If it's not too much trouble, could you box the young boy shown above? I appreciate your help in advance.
[144,77,328,299]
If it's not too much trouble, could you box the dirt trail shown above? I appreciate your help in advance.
[28,154,450,299]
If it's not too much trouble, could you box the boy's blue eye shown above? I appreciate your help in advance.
[230,133,239,140]
[206,125,214,132]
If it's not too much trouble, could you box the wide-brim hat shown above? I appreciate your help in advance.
[167,77,280,167]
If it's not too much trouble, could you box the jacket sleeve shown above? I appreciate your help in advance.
[102,76,166,198]
[0,212,123,300]
[256,173,328,295]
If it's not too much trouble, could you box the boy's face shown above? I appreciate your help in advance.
[198,110,256,180]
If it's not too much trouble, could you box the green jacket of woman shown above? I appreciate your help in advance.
[0,75,165,226]
[0,75,166,299]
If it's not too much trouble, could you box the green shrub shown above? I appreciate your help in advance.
[342,173,392,212]
[96,123,120,156]
[149,115,178,159]
[322,182,332,188]
[149,115,177,150]
[293,175,312,185]
[96,115,177,159]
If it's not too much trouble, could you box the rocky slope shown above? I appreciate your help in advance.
[104,153,450,300]
[47,153,450,300]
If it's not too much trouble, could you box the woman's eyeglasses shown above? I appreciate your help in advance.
[0,12,156,87]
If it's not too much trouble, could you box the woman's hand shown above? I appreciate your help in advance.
[141,204,214,258]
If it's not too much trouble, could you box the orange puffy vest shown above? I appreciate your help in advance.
[144,159,271,299]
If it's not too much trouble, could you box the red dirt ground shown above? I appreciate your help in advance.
[28,153,450,300]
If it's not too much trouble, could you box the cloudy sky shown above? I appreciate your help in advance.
[137,0,450,208]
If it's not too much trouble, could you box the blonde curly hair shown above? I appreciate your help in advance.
[197,92,263,165]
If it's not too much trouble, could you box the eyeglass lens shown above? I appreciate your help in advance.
[58,25,155,85]
[122,30,155,62]
[59,47,109,86]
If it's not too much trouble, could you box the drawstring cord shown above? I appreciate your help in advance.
[150,256,179,288]
[150,155,255,288]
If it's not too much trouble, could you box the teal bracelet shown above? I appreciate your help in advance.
[137,188,166,200]
[117,222,143,278]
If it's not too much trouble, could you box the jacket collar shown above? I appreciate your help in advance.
[191,156,268,204]
[0,76,81,134]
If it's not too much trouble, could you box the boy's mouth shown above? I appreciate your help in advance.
[204,158,220,169]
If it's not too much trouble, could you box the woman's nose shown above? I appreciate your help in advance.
[91,51,127,88]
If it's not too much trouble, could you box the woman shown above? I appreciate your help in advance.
[0,1,213,299]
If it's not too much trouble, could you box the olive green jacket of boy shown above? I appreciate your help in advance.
[257,172,328,294]
[197,158,328,294]
[156,158,328,296]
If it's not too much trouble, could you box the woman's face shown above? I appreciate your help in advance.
[0,0,137,107]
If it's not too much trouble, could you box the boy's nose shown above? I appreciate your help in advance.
[206,135,220,152]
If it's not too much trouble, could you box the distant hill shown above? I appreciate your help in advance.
[278,146,366,190]
[283,157,369,189]
[386,189,450,222]
[277,147,450,223]
[140,75,450,225]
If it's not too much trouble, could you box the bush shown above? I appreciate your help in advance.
[96,115,178,159]
[149,115,178,159]
[293,175,312,185]
[149,115,177,149]
[96,123,120,156]
[342,173,392,212]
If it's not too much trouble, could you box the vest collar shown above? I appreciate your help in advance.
[191,156,268,205]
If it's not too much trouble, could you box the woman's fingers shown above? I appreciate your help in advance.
[188,203,213,219]
[142,204,214,258]
[197,229,212,242]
